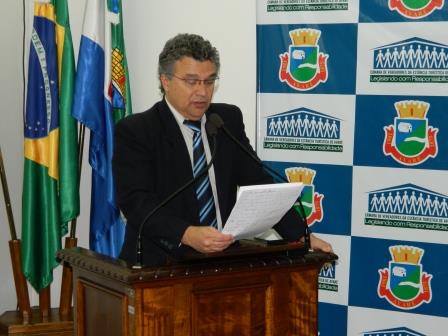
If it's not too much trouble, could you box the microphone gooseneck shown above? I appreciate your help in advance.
[208,113,312,252]
[132,118,219,269]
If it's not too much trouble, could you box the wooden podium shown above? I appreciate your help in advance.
[57,243,337,336]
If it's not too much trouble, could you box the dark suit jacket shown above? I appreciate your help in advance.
[112,99,306,265]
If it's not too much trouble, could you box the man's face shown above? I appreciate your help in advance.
[161,57,217,121]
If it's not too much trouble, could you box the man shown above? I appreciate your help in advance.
[113,33,331,266]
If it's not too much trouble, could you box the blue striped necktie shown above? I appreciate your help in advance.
[184,120,217,228]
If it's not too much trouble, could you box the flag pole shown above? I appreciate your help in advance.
[0,146,31,321]
[59,123,85,317]
[72,123,86,238]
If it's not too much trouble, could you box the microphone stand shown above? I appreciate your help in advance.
[208,114,312,252]
[133,122,219,269]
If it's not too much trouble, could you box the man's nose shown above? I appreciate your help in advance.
[194,82,208,95]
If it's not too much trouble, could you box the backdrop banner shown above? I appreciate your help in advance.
[256,1,448,335]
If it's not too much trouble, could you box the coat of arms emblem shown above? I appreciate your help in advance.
[383,100,438,166]
[279,29,328,91]
[378,245,432,309]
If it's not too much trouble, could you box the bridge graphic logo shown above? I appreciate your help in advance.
[264,107,342,152]
[370,37,448,83]
[364,183,448,232]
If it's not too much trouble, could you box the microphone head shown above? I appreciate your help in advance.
[205,119,218,136]
[208,114,224,129]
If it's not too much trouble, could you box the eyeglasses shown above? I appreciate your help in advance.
[169,74,219,88]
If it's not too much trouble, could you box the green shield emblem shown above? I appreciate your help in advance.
[402,0,432,10]
[394,118,427,156]
[289,46,318,82]
[293,185,314,218]
[390,262,421,300]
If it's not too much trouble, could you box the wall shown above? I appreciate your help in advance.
[0,0,257,313]
[0,0,24,315]
[122,0,258,142]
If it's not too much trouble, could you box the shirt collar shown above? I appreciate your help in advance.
[165,97,205,128]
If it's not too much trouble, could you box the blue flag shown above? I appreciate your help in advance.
[72,0,132,257]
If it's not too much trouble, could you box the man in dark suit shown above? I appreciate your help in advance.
[113,34,332,266]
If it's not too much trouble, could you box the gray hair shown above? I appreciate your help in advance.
[158,34,220,93]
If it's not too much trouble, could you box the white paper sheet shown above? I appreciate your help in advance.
[221,182,304,240]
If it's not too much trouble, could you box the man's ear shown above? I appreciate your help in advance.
[160,74,170,93]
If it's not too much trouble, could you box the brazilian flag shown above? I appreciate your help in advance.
[22,0,79,292]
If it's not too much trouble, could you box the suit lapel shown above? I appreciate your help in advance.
[157,100,199,222]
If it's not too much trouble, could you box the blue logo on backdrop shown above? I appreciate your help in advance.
[320,261,336,279]
[257,24,357,94]
[359,1,448,22]
[383,100,438,166]
[285,167,324,225]
[279,29,329,91]
[389,0,444,20]
[362,327,426,336]
[378,245,433,310]
[354,95,448,171]
[350,237,448,317]
[319,261,339,292]
[264,161,352,235]
[365,183,448,232]
[263,107,343,152]
[370,37,448,83]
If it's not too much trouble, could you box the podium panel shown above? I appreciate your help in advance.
[58,245,336,336]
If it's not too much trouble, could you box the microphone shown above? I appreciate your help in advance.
[132,117,219,269]
[208,113,312,252]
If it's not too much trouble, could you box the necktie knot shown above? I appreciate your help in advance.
[184,120,202,133]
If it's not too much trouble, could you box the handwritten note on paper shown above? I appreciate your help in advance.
[221,182,304,240]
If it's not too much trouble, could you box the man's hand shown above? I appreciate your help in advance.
[181,226,234,253]
[309,233,333,253]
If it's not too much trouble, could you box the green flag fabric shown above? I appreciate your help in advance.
[22,0,79,292]
[55,0,80,225]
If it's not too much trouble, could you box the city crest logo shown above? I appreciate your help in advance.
[378,245,432,309]
[263,107,342,152]
[362,326,426,336]
[364,183,448,232]
[383,100,438,166]
[389,0,444,19]
[111,48,129,108]
[279,29,329,91]
[285,167,324,225]
[266,0,348,12]
[370,37,448,83]
[319,261,338,292]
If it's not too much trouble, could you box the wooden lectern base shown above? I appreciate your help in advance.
[58,244,337,336]
[0,308,73,336]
